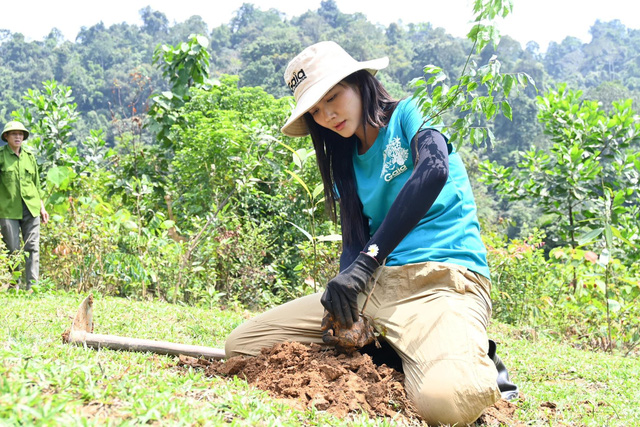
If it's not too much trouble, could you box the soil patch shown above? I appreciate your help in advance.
[178,341,522,425]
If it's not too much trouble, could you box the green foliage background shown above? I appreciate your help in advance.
[1,1,639,354]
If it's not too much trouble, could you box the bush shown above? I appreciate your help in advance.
[486,226,640,353]
[292,227,342,295]
[547,247,640,352]
[39,191,324,310]
[485,228,556,327]
[40,194,180,297]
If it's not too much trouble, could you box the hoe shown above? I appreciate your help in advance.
[62,295,226,360]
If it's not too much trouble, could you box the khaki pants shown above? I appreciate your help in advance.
[226,261,501,425]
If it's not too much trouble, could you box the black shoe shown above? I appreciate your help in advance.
[488,339,519,400]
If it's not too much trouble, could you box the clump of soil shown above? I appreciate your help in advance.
[321,312,378,354]
[178,341,522,425]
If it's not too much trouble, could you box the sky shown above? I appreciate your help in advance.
[2,0,637,52]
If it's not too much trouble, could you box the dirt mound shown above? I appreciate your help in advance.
[476,397,525,426]
[178,341,522,425]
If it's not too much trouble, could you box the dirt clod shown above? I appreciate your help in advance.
[321,311,378,354]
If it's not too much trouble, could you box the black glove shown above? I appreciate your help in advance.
[320,252,379,328]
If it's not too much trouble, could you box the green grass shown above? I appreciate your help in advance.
[488,324,639,426]
[1,291,638,426]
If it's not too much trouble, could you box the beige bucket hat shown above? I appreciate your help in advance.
[281,41,388,137]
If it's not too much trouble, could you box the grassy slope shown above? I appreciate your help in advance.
[1,292,638,426]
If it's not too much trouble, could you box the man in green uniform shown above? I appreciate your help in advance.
[0,121,49,290]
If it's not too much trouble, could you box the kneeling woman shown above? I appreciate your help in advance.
[226,41,506,425]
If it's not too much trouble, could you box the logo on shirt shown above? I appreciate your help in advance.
[381,136,409,182]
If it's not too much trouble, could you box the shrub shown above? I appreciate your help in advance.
[547,247,640,352]
[485,228,555,326]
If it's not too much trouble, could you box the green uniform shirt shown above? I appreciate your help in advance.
[0,144,44,219]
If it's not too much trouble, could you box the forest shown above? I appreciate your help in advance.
[1,0,639,356]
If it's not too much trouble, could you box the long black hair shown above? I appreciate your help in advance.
[304,69,399,249]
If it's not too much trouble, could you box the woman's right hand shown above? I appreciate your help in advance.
[320,252,379,328]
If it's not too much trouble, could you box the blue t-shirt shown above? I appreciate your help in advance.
[352,98,490,279]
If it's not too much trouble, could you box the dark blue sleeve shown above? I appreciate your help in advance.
[362,128,450,263]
